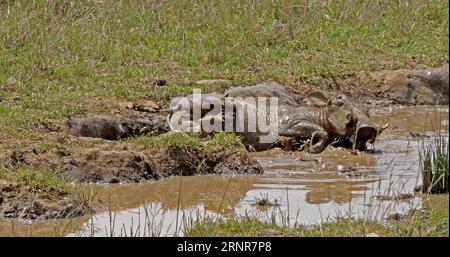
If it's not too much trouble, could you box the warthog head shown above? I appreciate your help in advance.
[308,91,388,150]
[308,91,357,138]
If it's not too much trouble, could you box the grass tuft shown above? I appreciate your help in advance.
[128,132,243,153]
[419,131,449,194]
[0,168,72,196]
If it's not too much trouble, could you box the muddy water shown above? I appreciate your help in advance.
[0,106,448,236]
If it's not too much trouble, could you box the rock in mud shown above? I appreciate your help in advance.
[0,179,92,220]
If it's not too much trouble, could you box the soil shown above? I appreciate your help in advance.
[0,139,262,184]
[0,179,92,221]
[285,63,449,106]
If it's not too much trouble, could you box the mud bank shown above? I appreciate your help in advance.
[286,64,449,106]
[62,145,262,183]
[0,136,262,184]
[0,179,91,220]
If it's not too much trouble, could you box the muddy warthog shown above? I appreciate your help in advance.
[306,91,388,151]
[168,81,386,153]
[66,115,169,140]
[274,91,357,153]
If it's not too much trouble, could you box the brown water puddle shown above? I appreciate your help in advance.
[0,105,448,236]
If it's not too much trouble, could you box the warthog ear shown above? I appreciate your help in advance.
[307,91,329,107]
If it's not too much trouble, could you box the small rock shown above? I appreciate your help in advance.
[366,233,379,237]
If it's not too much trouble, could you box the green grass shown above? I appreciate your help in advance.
[0,0,448,143]
[392,204,449,237]
[0,168,72,196]
[128,132,243,153]
[420,130,449,194]
[186,205,449,237]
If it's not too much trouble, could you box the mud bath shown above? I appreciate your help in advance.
[0,105,447,236]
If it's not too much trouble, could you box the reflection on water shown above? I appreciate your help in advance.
[0,106,448,236]
[69,203,217,237]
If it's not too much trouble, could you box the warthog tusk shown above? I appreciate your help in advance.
[372,123,389,149]
[352,121,361,153]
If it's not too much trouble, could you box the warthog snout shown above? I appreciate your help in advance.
[352,123,388,151]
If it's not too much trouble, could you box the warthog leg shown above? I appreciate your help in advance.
[309,130,329,154]
[280,121,330,154]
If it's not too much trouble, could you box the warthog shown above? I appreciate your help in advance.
[306,91,388,151]
[168,81,387,153]
[66,115,169,139]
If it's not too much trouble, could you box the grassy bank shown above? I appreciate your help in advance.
[1,0,449,144]
[128,132,243,153]
[0,168,95,220]
[0,168,72,196]
[187,197,449,237]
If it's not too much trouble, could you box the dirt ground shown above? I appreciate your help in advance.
[0,179,92,220]
[285,62,449,106]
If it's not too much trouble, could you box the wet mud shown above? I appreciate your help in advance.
[0,179,92,221]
